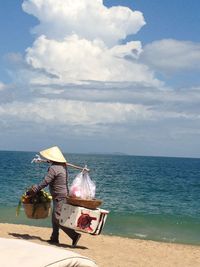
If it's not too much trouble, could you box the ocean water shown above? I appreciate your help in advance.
[0,151,199,245]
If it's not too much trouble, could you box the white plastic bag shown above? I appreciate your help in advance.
[69,171,96,199]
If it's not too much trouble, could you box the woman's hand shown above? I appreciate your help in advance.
[26,186,37,197]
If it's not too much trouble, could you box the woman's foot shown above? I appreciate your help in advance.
[47,238,59,244]
[72,233,81,247]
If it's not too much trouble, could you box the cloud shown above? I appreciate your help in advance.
[20,0,162,87]
[25,34,160,85]
[0,82,7,91]
[22,0,145,46]
[1,85,200,128]
[0,98,151,126]
[141,39,200,73]
[1,0,200,156]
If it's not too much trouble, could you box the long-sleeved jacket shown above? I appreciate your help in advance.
[33,163,69,199]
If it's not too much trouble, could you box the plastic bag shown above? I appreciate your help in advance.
[69,171,96,199]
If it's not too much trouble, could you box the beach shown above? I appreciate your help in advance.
[1,152,200,245]
[0,223,199,267]
[0,152,200,266]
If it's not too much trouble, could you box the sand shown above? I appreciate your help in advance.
[0,223,199,267]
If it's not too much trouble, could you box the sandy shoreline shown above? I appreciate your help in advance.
[0,223,199,267]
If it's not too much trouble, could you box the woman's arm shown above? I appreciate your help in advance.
[31,166,56,193]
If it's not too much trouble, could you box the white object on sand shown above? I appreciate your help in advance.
[0,237,98,267]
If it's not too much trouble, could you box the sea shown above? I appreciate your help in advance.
[0,150,199,246]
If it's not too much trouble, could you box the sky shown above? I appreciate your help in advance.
[0,0,200,157]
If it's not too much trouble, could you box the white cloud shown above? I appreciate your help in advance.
[25,34,160,85]
[21,0,161,87]
[2,1,200,156]
[141,39,200,73]
[0,82,7,91]
[1,85,200,128]
[0,98,151,126]
[22,0,145,46]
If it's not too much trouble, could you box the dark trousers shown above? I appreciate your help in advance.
[51,198,78,242]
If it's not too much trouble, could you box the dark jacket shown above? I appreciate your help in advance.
[33,163,69,199]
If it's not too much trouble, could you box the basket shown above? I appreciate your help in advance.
[66,197,103,209]
[23,202,51,219]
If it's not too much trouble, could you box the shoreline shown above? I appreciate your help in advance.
[0,223,200,267]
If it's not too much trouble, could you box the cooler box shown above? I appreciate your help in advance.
[59,204,109,235]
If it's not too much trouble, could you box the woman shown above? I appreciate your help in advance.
[29,146,88,247]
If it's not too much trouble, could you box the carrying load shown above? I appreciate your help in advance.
[16,189,52,219]
[60,204,109,235]
[67,169,103,209]
[17,145,109,246]
[61,170,109,235]
[69,169,96,199]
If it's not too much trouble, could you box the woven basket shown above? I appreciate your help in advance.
[66,197,102,209]
[23,202,51,219]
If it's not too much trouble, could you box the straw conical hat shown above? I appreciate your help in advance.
[39,146,67,163]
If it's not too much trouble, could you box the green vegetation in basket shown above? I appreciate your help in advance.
[16,188,52,217]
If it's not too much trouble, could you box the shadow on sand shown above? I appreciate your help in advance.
[8,232,87,250]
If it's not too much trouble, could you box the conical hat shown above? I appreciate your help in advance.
[39,146,67,163]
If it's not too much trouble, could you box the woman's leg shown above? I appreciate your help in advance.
[49,199,60,242]
[54,198,81,245]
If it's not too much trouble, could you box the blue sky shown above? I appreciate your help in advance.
[0,0,200,157]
